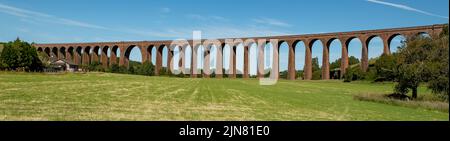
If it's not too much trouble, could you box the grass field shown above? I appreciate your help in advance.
[0,72,448,121]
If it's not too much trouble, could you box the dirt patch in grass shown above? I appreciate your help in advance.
[354,93,449,113]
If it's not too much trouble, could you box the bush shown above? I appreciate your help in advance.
[343,66,366,82]
[0,38,43,71]
[135,61,154,76]
[354,93,448,113]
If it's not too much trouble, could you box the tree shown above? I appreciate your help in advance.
[374,54,398,81]
[426,26,449,100]
[136,61,155,76]
[395,25,449,100]
[0,38,42,71]
[311,57,321,80]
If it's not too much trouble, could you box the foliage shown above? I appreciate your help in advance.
[394,25,449,100]
[373,54,398,81]
[343,66,366,82]
[311,57,321,80]
[0,38,42,71]
[1,72,447,120]
[135,61,154,76]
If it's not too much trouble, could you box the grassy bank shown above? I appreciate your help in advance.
[0,72,448,121]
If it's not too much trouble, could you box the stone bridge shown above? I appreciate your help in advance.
[34,24,446,80]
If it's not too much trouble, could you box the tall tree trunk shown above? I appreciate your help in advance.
[412,87,418,99]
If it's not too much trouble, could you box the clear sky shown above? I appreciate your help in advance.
[0,0,448,74]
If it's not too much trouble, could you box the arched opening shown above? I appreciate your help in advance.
[51,47,58,59]
[146,45,153,64]
[248,43,258,78]
[158,45,168,74]
[172,45,182,74]
[37,47,43,53]
[235,43,244,78]
[294,40,306,79]
[124,45,143,69]
[67,47,74,62]
[222,44,231,77]
[92,46,101,63]
[264,42,273,77]
[327,39,342,79]
[417,32,431,38]
[366,35,384,60]
[278,41,289,79]
[196,45,205,77]
[102,46,109,66]
[83,46,91,65]
[346,37,363,71]
[151,46,157,65]
[58,47,66,59]
[111,45,120,65]
[209,45,218,77]
[44,47,51,57]
[184,45,192,74]
[388,34,406,53]
[75,47,82,65]
[310,39,324,80]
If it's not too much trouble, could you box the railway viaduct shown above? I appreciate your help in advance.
[34,24,446,80]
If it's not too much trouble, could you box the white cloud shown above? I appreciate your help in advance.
[367,0,448,19]
[0,2,108,30]
[252,17,291,27]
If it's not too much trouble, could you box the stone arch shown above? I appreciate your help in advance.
[278,41,290,79]
[151,45,157,66]
[416,31,432,38]
[309,39,324,80]
[366,35,384,59]
[387,34,406,53]
[325,38,342,79]
[155,44,168,75]
[37,47,43,52]
[58,47,66,59]
[345,37,363,61]
[101,46,109,67]
[248,42,258,77]
[44,47,51,57]
[146,45,154,64]
[172,45,183,74]
[67,46,74,62]
[124,45,144,68]
[293,40,306,79]
[184,45,192,73]
[263,41,273,77]
[51,47,58,59]
[195,45,207,77]
[345,37,366,71]
[222,43,232,78]
[110,45,120,65]
[83,46,91,65]
[75,46,82,65]
[208,44,218,77]
[235,43,245,78]
[92,46,101,63]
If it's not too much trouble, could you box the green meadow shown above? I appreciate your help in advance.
[0,72,447,121]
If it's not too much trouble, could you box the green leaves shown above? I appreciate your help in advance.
[0,38,42,71]
[394,25,449,100]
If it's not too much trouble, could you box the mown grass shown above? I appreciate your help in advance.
[354,93,448,113]
[0,72,448,121]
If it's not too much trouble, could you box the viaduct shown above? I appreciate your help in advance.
[34,24,446,80]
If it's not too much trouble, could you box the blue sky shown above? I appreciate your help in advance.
[0,0,448,74]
